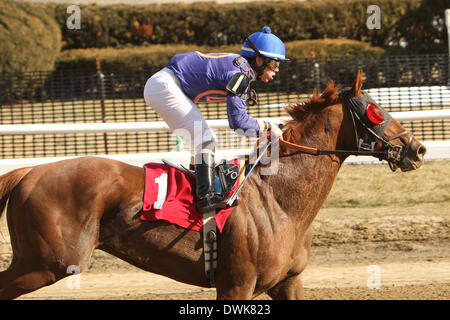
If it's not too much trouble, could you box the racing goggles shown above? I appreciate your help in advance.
[265,58,280,71]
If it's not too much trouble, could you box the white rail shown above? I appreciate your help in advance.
[366,86,450,107]
[0,109,449,135]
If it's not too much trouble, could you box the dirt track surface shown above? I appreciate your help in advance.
[12,251,450,300]
[1,214,448,300]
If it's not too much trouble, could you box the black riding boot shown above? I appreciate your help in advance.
[195,153,228,213]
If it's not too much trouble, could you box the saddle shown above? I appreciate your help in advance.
[162,158,241,200]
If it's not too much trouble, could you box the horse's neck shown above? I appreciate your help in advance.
[262,115,343,231]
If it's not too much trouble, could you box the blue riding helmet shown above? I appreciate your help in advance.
[240,26,289,61]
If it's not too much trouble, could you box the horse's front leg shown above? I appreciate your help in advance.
[214,247,257,299]
[215,272,257,300]
[267,274,305,300]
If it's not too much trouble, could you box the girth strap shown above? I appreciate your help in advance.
[202,210,218,287]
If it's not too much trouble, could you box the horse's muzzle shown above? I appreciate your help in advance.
[398,138,426,172]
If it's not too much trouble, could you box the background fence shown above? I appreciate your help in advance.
[0,54,449,159]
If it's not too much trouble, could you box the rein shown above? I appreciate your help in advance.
[279,139,389,158]
[278,132,412,161]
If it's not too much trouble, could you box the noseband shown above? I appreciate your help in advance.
[279,88,414,171]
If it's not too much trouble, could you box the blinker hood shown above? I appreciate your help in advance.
[341,87,393,151]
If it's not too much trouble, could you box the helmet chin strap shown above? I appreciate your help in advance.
[243,37,269,78]
[248,58,265,79]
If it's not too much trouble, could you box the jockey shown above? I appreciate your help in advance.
[144,26,288,213]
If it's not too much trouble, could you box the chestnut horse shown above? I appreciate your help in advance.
[0,71,425,299]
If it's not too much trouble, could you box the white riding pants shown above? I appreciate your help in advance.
[144,67,217,154]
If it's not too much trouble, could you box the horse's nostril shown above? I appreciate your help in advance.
[417,145,427,157]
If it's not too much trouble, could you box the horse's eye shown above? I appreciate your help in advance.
[366,104,385,125]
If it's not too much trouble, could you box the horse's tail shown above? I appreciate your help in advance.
[0,167,33,220]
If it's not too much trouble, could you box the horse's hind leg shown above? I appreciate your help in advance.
[0,262,61,300]
[0,239,96,300]
[1,213,99,299]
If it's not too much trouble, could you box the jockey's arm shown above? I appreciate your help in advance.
[227,95,282,138]
[226,95,259,135]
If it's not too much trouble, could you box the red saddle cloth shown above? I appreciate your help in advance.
[140,159,244,233]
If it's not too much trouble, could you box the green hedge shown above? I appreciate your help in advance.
[0,0,61,73]
[50,0,447,53]
[56,38,386,72]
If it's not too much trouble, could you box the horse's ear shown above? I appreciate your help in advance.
[350,69,364,97]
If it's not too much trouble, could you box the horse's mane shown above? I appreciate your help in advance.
[282,81,342,142]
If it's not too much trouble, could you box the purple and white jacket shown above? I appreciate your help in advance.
[166,52,259,133]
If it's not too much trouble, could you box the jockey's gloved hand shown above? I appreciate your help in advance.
[270,124,284,140]
[260,120,283,140]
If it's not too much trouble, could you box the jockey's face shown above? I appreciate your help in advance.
[255,56,279,83]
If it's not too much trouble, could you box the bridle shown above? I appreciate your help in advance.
[278,88,414,171]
